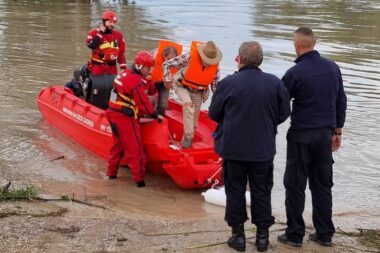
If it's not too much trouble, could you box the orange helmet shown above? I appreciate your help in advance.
[102,10,117,22]
[134,51,154,68]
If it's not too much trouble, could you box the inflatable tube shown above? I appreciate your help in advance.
[201,186,251,207]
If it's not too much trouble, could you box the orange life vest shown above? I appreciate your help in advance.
[92,40,120,64]
[181,41,218,91]
[150,40,183,83]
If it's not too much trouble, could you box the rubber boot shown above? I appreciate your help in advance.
[181,137,193,149]
[227,224,245,252]
[256,227,269,252]
[136,180,146,188]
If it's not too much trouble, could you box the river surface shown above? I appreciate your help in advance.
[0,0,379,220]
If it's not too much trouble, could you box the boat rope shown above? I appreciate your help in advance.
[168,131,189,158]
[202,166,223,188]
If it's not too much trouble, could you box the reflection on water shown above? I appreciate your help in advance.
[0,0,379,217]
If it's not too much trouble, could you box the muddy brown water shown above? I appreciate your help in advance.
[0,0,379,221]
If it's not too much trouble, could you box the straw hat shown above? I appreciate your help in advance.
[196,41,222,65]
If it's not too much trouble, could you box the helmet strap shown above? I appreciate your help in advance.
[135,64,143,71]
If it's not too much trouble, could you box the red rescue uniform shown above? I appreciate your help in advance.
[106,67,155,183]
[86,28,126,75]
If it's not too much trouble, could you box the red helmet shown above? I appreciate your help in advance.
[102,10,117,22]
[134,51,154,67]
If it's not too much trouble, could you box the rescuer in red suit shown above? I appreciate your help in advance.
[86,10,126,75]
[106,51,158,188]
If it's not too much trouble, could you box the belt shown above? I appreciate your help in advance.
[183,84,205,92]
[178,80,205,92]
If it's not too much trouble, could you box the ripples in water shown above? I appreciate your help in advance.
[0,0,379,214]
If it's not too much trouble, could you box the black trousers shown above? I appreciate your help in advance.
[224,159,275,229]
[154,82,169,115]
[284,128,335,243]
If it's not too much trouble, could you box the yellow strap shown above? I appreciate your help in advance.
[112,91,138,119]
[118,92,136,106]
[91,57,104,63]
[113,101,139,119]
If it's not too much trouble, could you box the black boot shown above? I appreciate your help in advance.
[256,227,269,252]
[136,180,145,188]
[227,224,245,252]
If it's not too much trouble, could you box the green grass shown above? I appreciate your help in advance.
[0,186,38,201]
[358,229,380,250]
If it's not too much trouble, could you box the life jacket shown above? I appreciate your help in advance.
[92,40,120,64]
[108,71,139,119]
[181,41,218,91]
[150,40,183,83]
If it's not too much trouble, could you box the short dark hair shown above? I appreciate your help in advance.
[295,27,314,37]
[163,46,178,58]
[238,41,263,67]
[294,27,315,48]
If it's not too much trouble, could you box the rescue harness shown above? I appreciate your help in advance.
[109,89,139,119]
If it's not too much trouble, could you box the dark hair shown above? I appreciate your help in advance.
[295,27,314,37]
[163,46,178,58]
[238,41,263,67]
[294,27,315,48]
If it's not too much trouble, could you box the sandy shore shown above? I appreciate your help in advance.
[1,197,379,253]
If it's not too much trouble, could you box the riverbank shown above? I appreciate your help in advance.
[1,183,379,253]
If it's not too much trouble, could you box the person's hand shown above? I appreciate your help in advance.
[202,87,210,103]
[157,115,164,123]
[99,25,106,33]
[120,64,126,70]
[151,110,159,119]
[164,81,173,89]
[332,134,342,152]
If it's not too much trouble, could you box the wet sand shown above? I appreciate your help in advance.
[1,199,379,253]
[1,175,379,253]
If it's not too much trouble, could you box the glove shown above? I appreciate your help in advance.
[157,115,163,124]
[151,110,164,123]
[151,110,159,119]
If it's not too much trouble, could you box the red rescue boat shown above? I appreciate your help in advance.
[37,86,222,189]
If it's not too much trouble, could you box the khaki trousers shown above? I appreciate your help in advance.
[173,82,204,139]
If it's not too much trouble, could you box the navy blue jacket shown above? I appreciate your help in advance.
[282,50,347,130]
[209,66,290,162]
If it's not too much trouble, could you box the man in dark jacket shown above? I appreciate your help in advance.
[209,41,290,252]
[64,64,90,97]
[277,27,347,248]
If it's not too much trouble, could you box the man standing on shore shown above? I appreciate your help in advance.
[209,41,290,252]
[277,27,347,247]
